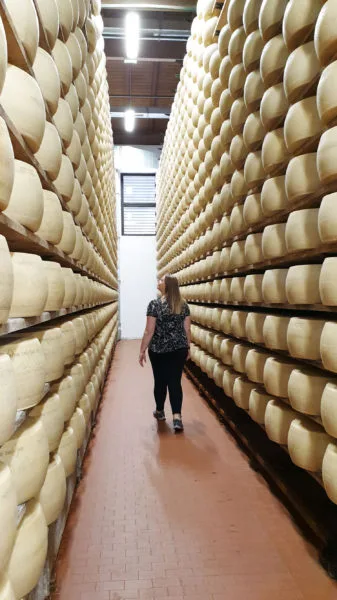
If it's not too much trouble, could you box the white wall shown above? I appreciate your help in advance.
[115,145,160,340]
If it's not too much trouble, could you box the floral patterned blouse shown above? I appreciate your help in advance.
[146,298,190,354]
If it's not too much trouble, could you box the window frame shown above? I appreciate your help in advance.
[121,172,157,237]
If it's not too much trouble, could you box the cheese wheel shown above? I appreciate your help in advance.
[286,208,321,252]
[10,253,48,318]
[283,0,322,51]
[229,63,246,100]
[263,314,290,351]
[53,98,74,147]
[54,154,75,201]
[51,373,76,420]
[33,47,61,116]
[37,454,66,525]
[57,212,76,254]
[244,70,265,113]
[74,27,87,67]
[52,39,72,93]
[220,309,233,334]
[261,176,287,214]
[244,274,263,303]
[218,24,231,57]
[0,336,45,409]
[243,193,263,226]
[288,418,331,472]
[321,322,337,372]
[36,190,63,244]
[232,343,250,373]
[66,32,82,79]
[0,577,15,600]
[284,97,323,154]
[259,0,288,42]
[230,277,245,302]
[8,499,48,599]
[289,367,330,415]
[0,236,13,325]
[262,224,287,260]
[243,0,261,34]
[265,399,297,444]
[0,65,46,153]
[214,361,226,388]
[243,111,265,152]
[62,269,77,309]
[322,443,337,504]
[0,418,49,504]
[321,383,337,436]
[29,393,64,452]
[260,84,289,132]
[231,169,248,202]
[246,348,269,383]
[284,42,321,103]
[319,257,337,306]
[230,135,248,170]
[245,233,263,265]
[70,406,86,448]
[228,27,246,66]
[287,317,325,360]
[318,193,337,244]
[233,377,256,410]
[0,117,14,211]
[220,338,235,366]
[317,126,337,185]
[58,426,78,475]
[230,100,249,137]
[0,354,17,445]
[231,310,248,339]
[244,152,265,190]
[243,30,264,73]
[0,463,17,575]
[34,326,64,382]
[227,0,245,31]
[222,368,237,397]
[262,128,290,175]
[264,357,294,398]
[219,90,234,120]
[35,0,59,49]
[314,0,337,67]
[5,0,39,63]
[35,122,62,181]
[260,35,289,87]
[286,264,322,305]
[249,388,270,424]
[317,61,337,126]
[0,16,7,95]
[285,153,321,204]
[55,0,74,40]
[4,160,44,232]
[230,204,245,235]
[229,241,246,269]
[65,84,80,122]
[44,261,66,311]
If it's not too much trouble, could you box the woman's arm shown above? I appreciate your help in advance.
[139,316,156,366]
[184,315,191,360]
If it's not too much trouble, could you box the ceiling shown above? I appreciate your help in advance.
[102,1,196,145]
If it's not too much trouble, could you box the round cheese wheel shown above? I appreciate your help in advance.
[230,100,249,138]
[244,70,265,113]
[246,348,269,383]
[262,128,290,175]
[0,463,17,574]
[218,24,231,57]
[51,372,76,420]
[243,0,261,34]
[229,63,246,99]
[262,224,287,260]
[0,336,45,409]
[233,377,256,410]
[229,241,246,270]
[222,368,237,397]
[0,65,46,153]
[44,261,66,311]
[283,0,322,51]
[29,393,64,452]
[55,0,74,40]
[230,277,245,302]
[70,406,86,448]
[8,499,48,599]
[4,160,44,232]
[249,388,270,424]
[5,0,39,63]
[322,442,337,504]
[264,357,294,397]
[243,112,265,151]
[265,399,297,444]
[321,382,337,436]
[321,322,337,372]
[66,130,82,169]
[318,193,337,244]
[288,418,331,472]
[289,367,331,415]
[36,190,63,245]
[260,35,289,87]
[259,0,288,41]
[243,193,263,225]
[287,317,325,360]
[317,126,337,185]
[243,30,264,73]
[65,31,82,79]
[68,177,82,215]
[285,97,323,154]
[0,236,13,325]
[37,453,66,525]
[62,269,77,309]
[228,26,246,66]
[220,309,233,334]
[244,151,265,190]
[314,0,337,66]
[230,204,245,235]
[260,83,289,133]
[57,212,76,254]
[52,39,73,93]
[0,354,17,445]
[244,274,264,303]
[214,361,226,388]
[75,27,87,67]
[220,338,235,366]
[284,42,321,103]
[0,577,15,600]
[228,0,245,31]
[319,257,337,306]
[53,98,74,147]
[245,233,264,265]
[57,426,77,476]
[9,253,48,318]
[286,208,321,252]
[230,134,248,169]
[0,117,14,211]
[286,264,322,305]
[285,153,321,204]
[33,47,61,116]
[231,310,248,339]
[0,418,49,504]
[54,154,75,201]
[317,61,337,126]
[35,0,59,49]
[35,122,62,181]
[65,84,80,122]
[261,175,287,215]
[219,90,234,120]
[262,268,288,304]
[231,169,248,202]
[0,16,7,96]
[34,326,64,382]
[246,312,266,344]
[263,314,290,350]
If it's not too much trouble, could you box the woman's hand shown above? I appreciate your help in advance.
[139,351,146,367]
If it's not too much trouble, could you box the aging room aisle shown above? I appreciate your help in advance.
[52,341,337,600]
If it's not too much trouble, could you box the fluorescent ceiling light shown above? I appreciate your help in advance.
[125,12,140,60]
[124,108,136,132]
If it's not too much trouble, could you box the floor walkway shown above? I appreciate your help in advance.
[52,341,337,600]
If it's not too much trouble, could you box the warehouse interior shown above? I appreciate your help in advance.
[1,0,337,599]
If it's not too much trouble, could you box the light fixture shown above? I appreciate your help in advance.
[125,12,140,61]
[124,108,136,132]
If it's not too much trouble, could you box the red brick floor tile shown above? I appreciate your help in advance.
[52,341,337,600]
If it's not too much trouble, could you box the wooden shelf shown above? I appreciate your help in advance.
[0,213,117,290]
[188,298,337,315]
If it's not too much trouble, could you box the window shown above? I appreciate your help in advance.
[121,173,156,235]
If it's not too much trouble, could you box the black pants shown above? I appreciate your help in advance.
[149,348,188,414]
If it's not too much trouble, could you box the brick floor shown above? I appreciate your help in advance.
[52,341,337,600]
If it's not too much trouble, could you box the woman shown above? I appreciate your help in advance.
[139,275,191,432]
